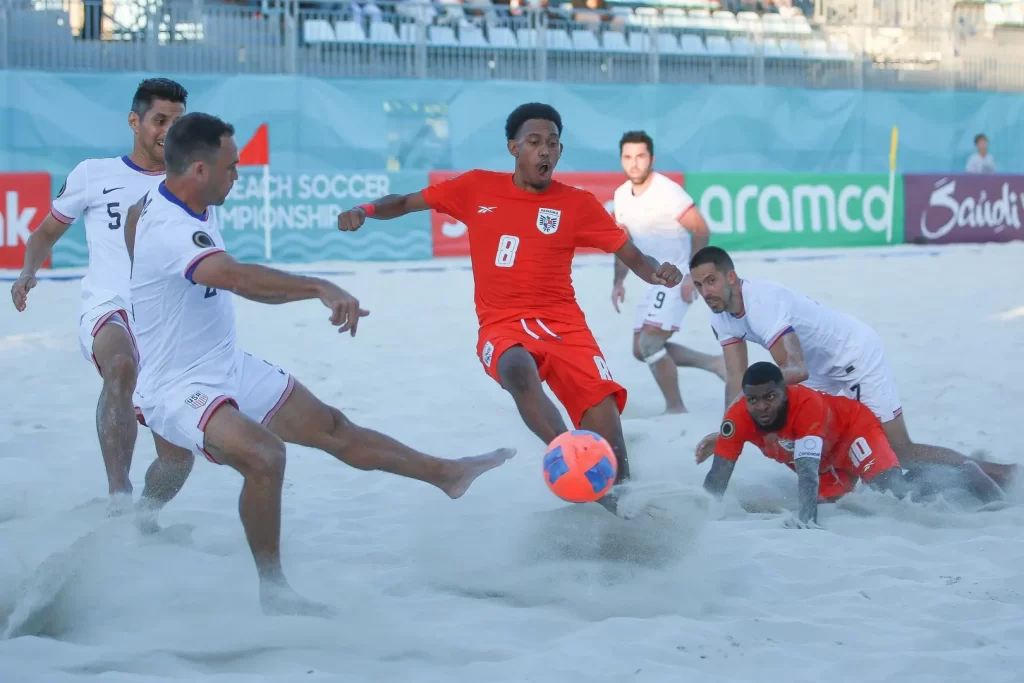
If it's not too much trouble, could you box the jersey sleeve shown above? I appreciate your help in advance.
[420,170,477,223]
[710,315,743,348]
[668,184,696,221]
[152,216,225,283]
[714,402,751,461]
[50,161,90,225]
[744,285,795,349]
[574,190,629,252]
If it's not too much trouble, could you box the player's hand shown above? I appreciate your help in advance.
[781,514,824,530]
[337,207,367,233]
[652,262,683,288]
[680,274,698,303]
[317,281,370,336]
[695,432,718,465]
[611,283,626,313]
[10,273,37,312]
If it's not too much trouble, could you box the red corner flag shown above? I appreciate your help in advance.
[239,123,269,167]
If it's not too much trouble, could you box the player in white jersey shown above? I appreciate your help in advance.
[687,246,1016,491]
[10,78,191,514]
[610,132,725,413]
[127,112,515,616]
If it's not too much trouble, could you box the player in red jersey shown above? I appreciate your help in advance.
[697,362,1004,527]
[337,103,683,509]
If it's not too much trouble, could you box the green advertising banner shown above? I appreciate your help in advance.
[685,173,905,250]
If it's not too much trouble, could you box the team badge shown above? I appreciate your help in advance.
[185,391,209,409]
[720,419,735,438]
[536,208,561,235]
[481,341,495,367]
[193,231,215,248]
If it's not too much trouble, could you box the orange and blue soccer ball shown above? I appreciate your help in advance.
[543,430,618,503]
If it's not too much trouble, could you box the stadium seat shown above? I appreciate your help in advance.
[788,15,813,35]
[303,19,336,43]
[488,26,517,48]
[368,21,400,44]
[572,29,601,50]
[458,24,488,47]
[705,34,732,55]
[736,11,762,33]
[631,7,661,28]
[679,33,707,55]
[805,38,829,58]
[712,10,742,33]
[762,37,782,56]
[628,31,650,52]
[779,37,806,57]
[602,30,632,52]
[657,32,682,55]
[761,13,786,35]
[731,35,754,56]
[662,8,689,28]
[429,25,459,46]
[334,20,366,43]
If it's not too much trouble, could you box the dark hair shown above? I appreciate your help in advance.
[131,78,188,120]
[974,133,987,144]
[505,103,563,141]
[742,361,784,387]
[689,246,734,273]
[619,131,654,156]
[164,113,235,176]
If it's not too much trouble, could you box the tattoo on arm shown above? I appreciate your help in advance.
[794,457,820,524]
[703,456,737,498]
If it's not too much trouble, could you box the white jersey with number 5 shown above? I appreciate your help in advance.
[612,171,696,269]
[131,182,235,396]
[50,156,165,316]
[710,278,904,422]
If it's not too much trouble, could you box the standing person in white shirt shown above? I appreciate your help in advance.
[965,134,997,174]
[610,131,725,414]
[688,245,1016,492]
[10,78,191,515]
[126,112,515,616]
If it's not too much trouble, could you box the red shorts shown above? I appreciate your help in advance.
[818,421,901,501]
[476,317,627,429]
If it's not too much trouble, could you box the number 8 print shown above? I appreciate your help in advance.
[495,234,520,268]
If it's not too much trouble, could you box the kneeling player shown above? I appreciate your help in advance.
[697,362,1004,528]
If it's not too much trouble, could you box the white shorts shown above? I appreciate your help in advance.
[78,301,139,374]
[803,342,904,424]
[632,284,690,333]
[134,349,295,464]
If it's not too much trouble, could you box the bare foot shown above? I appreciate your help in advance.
[260,581,336,618]
[441,448,517,499]
[975,461,1016,492]
[134,498,162,535]
[664,405,688,415]
[106,491,133,518]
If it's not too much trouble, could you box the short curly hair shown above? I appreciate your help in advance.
[505,103,563,141]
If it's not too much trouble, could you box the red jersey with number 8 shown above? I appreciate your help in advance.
[422,170,628,328]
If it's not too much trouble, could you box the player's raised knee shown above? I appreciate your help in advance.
[497,348,541,395]
[238,432,287,483]
[636,331,668,365]
[102,352,138,387]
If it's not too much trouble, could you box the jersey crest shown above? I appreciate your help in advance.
[536,207,561,235]
[193,231,215,248]
[720,419,735,438]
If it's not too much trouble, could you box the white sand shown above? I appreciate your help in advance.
[1,244,1023,683]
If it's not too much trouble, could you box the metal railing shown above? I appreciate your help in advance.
[2,0,1024,91]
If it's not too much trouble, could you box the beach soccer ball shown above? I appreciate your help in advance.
[542,430,618,503]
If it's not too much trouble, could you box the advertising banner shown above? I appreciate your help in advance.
[429,170,685,258]
[0,172,51,269]
[903,174,1024,245]
[684,173,904,251]
[51,170,433,267]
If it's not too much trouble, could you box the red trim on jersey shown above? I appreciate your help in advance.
[134,406,148,427]
[675,204,696,223]
[199,444,220,465]
[767,326,796,348]
[261,375,296,426]
[197,395,237,432]
[50,208,74,225]
[720,337,744,347]
[184,249,225,284]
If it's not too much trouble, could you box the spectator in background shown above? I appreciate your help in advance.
[965,133,996,174]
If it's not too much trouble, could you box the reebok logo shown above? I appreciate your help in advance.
[478,206,496,213]
[0,172,51,269]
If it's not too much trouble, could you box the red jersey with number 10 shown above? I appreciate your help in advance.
[422,170,629,328]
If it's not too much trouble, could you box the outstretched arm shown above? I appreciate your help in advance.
[791,436,823,527]
[768,332,810,385]
[614,239,683,288]
[190,253,369,334]
[703,456,737,498]
[338,192,431,230]
[10,214,73,312]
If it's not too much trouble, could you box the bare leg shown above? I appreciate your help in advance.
[266,380,515,500]
[135,434,195,534]
[497,345,570,443]
[91,322,139,512]
[202,403,322,616]
[578,395,630,484]
[882,414,1016,489]
[633,327,726,415]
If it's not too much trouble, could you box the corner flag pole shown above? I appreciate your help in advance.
[238,123,271,260]
[886,125,899,244]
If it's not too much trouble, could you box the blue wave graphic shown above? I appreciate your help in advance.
[224,230,431,262]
